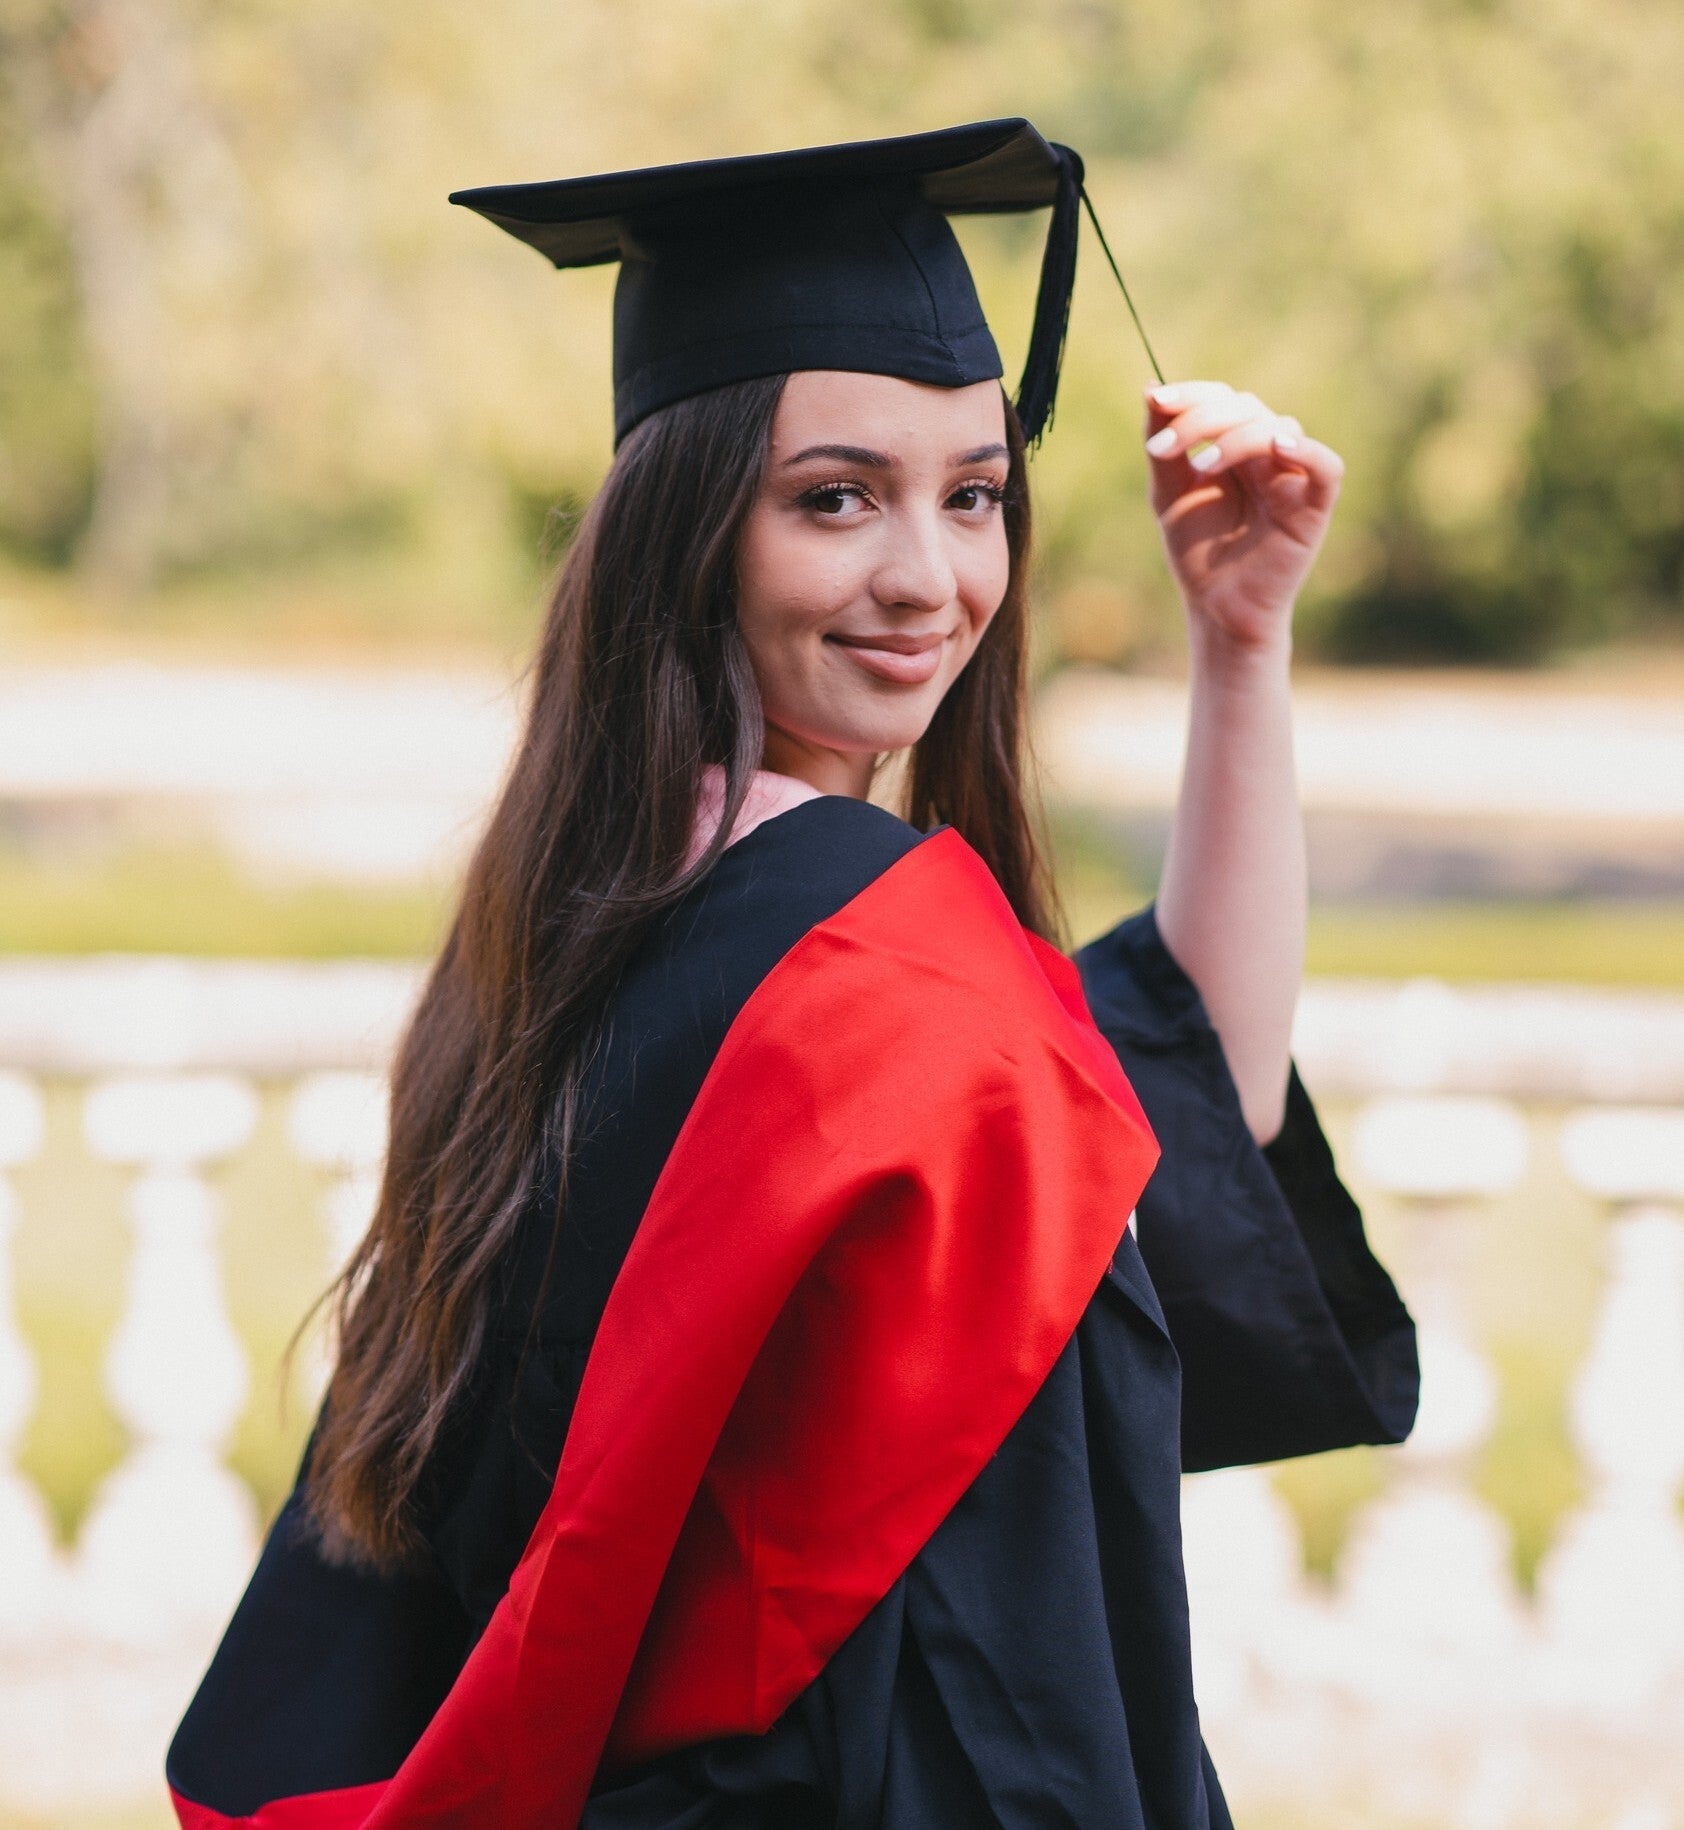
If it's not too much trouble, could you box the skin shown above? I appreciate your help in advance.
[735,369,1344,1143]
[736,369,1013,788]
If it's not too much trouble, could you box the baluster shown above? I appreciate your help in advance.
[1333,1095,1532,1701]
[1537,1107,1684,1712]
[287,1071,388,1276]
[73,1074,260,1649]
[287,1071,388,1395]
[1374,976,1460,1092]
[0,1072,61,1646]
[1180,1463,1309,1727]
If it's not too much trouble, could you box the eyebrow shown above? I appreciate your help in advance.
[781,441,1009,469]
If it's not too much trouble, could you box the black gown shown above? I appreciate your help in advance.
[169,794,1418,1830]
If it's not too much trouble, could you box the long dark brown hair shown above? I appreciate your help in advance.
[305,373,1058,1568]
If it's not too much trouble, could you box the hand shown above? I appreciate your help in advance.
[1143,381,1344,655]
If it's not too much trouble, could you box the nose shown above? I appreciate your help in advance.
[869,504,957,614]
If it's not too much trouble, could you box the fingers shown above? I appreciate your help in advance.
[1142,379,1243,433]
[1143,380,1343,497]
[1143,386,1275,465]
[1159,411,1290,475]
[1274,435,1345,514]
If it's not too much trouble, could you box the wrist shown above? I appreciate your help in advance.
[1185,613,1294,688]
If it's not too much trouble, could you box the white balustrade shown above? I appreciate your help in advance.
[288,1070,389,1274]
[0,1072,60,1648]
[287,1071,389,1395]
[1333,1096,1533,1703]
[1180,1462,1311,1728]
[1537,1108,1684,1714]
[74,1074,261,1649]
[0,964,1683,1821]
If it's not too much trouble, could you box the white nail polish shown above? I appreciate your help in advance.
[1145,427,1178,457]
[1150,384,1181,409]
[1187,442,1222,471]
[1274,432,1301,452]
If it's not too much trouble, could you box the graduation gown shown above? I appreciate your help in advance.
[168,796,1418,1830]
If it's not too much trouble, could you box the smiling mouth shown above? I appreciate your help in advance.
[824,630,948,685]
[826,632,946,655]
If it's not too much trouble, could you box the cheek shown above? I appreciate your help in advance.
[956,526,1012,645]
[739,510,851,639]
[735,511,847,712]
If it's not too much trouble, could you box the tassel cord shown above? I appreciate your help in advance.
[1079,185,1165,387]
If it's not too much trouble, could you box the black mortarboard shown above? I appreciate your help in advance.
[450,118,1158,448]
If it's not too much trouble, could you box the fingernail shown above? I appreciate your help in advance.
[1273,432,1301,452]
[1150,384,1181,409]
[1186,441,1222,471]
[1145,426,1178,457]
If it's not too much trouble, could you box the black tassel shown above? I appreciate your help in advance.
[1013,143,1083,446]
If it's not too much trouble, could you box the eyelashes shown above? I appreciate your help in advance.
[796,478,1007,516]
[796,481,869,514]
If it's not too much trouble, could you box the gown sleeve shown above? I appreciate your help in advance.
[1076,904,1419,1470]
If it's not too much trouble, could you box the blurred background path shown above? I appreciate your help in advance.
[3,658,1678,976]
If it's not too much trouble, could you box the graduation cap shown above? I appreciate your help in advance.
[450,117,1161,447]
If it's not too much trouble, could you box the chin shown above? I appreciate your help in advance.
[838,704,941,755]
[771,685,948,771]
[861,679,958,743]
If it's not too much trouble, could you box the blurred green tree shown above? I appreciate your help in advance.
[0,86,93,563]
[0,0,1678,659]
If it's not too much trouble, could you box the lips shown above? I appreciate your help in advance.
[825,630,948,686]
[828,632,944,656]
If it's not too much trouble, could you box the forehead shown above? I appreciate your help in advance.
[770,371,1007,458]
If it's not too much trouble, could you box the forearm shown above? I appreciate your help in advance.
[1153,622,1305,1143]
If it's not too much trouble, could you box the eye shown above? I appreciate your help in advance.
[948,479,1007,514]
[799,481,874,518]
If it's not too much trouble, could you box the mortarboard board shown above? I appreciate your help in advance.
[450,118,1160,448]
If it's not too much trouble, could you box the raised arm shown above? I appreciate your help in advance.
[1139,380,1344,1143]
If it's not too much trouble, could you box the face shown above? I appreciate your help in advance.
[735,369,1012,796]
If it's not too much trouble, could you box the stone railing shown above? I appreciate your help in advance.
[1,960,1682,1826]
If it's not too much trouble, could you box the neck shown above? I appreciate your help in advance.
[685,763,825,872]
[760,723,876,799]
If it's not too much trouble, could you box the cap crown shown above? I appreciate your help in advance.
[451,119,1086,445]
[611,182,1000,443]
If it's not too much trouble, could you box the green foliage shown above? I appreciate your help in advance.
[0,95,94,563]
[501,468,588,575]
[0,0,1681,658]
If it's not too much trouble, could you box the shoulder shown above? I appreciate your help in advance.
[631,796,925,1011]
[720,825,1148,1132]
[709,795,925,927]
[1075,902,1208,1044]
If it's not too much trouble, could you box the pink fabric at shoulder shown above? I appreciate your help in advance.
[684,764,825,872]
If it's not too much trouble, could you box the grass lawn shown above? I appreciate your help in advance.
[1301,901,1684,988]
[1049,818,1684,989]
[2,830,1682,988]
[0,843,449,959]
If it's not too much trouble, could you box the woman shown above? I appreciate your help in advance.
[169,120,1416,1829]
